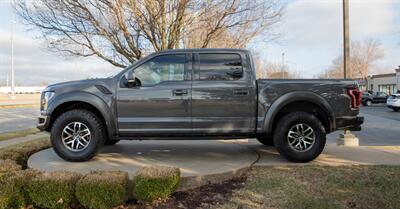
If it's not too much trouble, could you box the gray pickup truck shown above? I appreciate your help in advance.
[37,48,363,162]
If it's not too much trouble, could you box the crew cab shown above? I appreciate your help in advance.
[37,49,363,163]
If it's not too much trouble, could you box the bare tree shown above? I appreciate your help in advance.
[15,0,285,68]
[257,61,299,79]
[320,39,384,80]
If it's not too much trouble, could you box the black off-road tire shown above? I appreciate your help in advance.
[273,112,326,163]
[256,136,274,146]
[51,109,105,162]
[104,139,120,145]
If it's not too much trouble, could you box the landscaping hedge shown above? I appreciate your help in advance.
[27,171,81,209]
[0,169,40,209]
[76,171,129,209]
[133,166,180,202]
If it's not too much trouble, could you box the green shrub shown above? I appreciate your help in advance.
[0,169,40,209]
[27,171,81,209]
[133,166,180,202]
[0,137,50,168]
[76,171,129,209]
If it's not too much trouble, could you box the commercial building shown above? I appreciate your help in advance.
[359,66,400,95]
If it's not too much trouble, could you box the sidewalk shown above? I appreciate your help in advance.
[243,141,400,166]
[0,132,48,149]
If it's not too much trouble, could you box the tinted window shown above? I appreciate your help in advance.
[134,54,185,86]
[198,53,243,81]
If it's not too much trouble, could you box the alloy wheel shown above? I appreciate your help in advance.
[287,123,315,152]
[61,122,91,152]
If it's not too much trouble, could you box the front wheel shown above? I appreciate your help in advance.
[393,107,400,112]
[273,112,326,162]
[51,109,105,162]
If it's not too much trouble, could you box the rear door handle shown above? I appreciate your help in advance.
[173,89,188,96]
[233,89,249,96]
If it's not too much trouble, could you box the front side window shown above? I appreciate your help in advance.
[134,54,185,86]
[198,53,243,81]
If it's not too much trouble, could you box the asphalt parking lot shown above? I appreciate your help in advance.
[0,107,38,133]
[327,104,400,146]
[0,105,399,146]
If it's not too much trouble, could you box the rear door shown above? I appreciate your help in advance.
[191,51,255,134]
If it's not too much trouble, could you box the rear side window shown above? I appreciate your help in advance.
[198,53,243,81]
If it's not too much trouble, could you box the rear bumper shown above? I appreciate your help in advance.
[336,116,364,131]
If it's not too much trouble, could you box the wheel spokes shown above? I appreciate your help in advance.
[287,123,315,152]
[61,122,91,152]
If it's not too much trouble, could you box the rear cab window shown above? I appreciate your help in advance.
[196,53,243,81]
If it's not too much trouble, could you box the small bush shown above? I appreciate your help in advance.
[76,171,129,209]
[133,166,180,202]
[27,171,81,209]
[0,169,40,209]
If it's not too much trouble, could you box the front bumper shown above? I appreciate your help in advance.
[336,116,364,131]
[37,115,50,131]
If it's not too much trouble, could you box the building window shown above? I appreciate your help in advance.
[378,84,396,95]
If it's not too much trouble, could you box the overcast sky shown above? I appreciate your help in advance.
[0,0,399,86]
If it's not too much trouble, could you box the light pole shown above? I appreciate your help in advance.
[10,0,16,99]
[281,52,285,78]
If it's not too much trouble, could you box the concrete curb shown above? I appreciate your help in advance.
[178,164,250,191]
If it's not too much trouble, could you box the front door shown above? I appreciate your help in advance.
[117,53,192,135]
[191,52,255,134]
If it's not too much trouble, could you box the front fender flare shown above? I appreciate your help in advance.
[47,91,116,138]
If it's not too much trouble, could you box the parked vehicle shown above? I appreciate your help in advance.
[387,94,400,112]
[362,91,388,106]
[37,49,363,163]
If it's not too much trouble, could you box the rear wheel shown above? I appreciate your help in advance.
[256,136,274,146]
[393,107,400,112]
[51,109,105,162]
[273,112,326,162]
[365,100,372,106]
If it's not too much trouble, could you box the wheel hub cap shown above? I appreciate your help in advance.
[61,122,91,152]
[287,123,315,152]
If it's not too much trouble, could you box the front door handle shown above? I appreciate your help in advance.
[233,89,249,96]
[173,89,188,96]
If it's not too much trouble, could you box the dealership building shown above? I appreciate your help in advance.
[359,66,400,95]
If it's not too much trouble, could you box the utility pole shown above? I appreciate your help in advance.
[337,0,359,147]
[343,0,349,79]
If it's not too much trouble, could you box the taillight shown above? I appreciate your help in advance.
[347,88,361,109]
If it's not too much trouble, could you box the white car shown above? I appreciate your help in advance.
[386,94,400,112]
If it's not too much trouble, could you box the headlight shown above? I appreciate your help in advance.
[41,91,55,111]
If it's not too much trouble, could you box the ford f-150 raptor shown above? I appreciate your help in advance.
[37,48,364,162]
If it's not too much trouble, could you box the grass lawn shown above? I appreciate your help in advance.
[215,165,400,209]
[0,128,40,142]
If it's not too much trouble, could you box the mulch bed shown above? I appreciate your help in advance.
[120,175,247,209]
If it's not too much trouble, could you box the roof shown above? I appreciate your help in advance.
[155,48,250,54]
[371,73,396,79]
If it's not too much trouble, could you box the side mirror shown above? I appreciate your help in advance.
[126,71,136,87]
